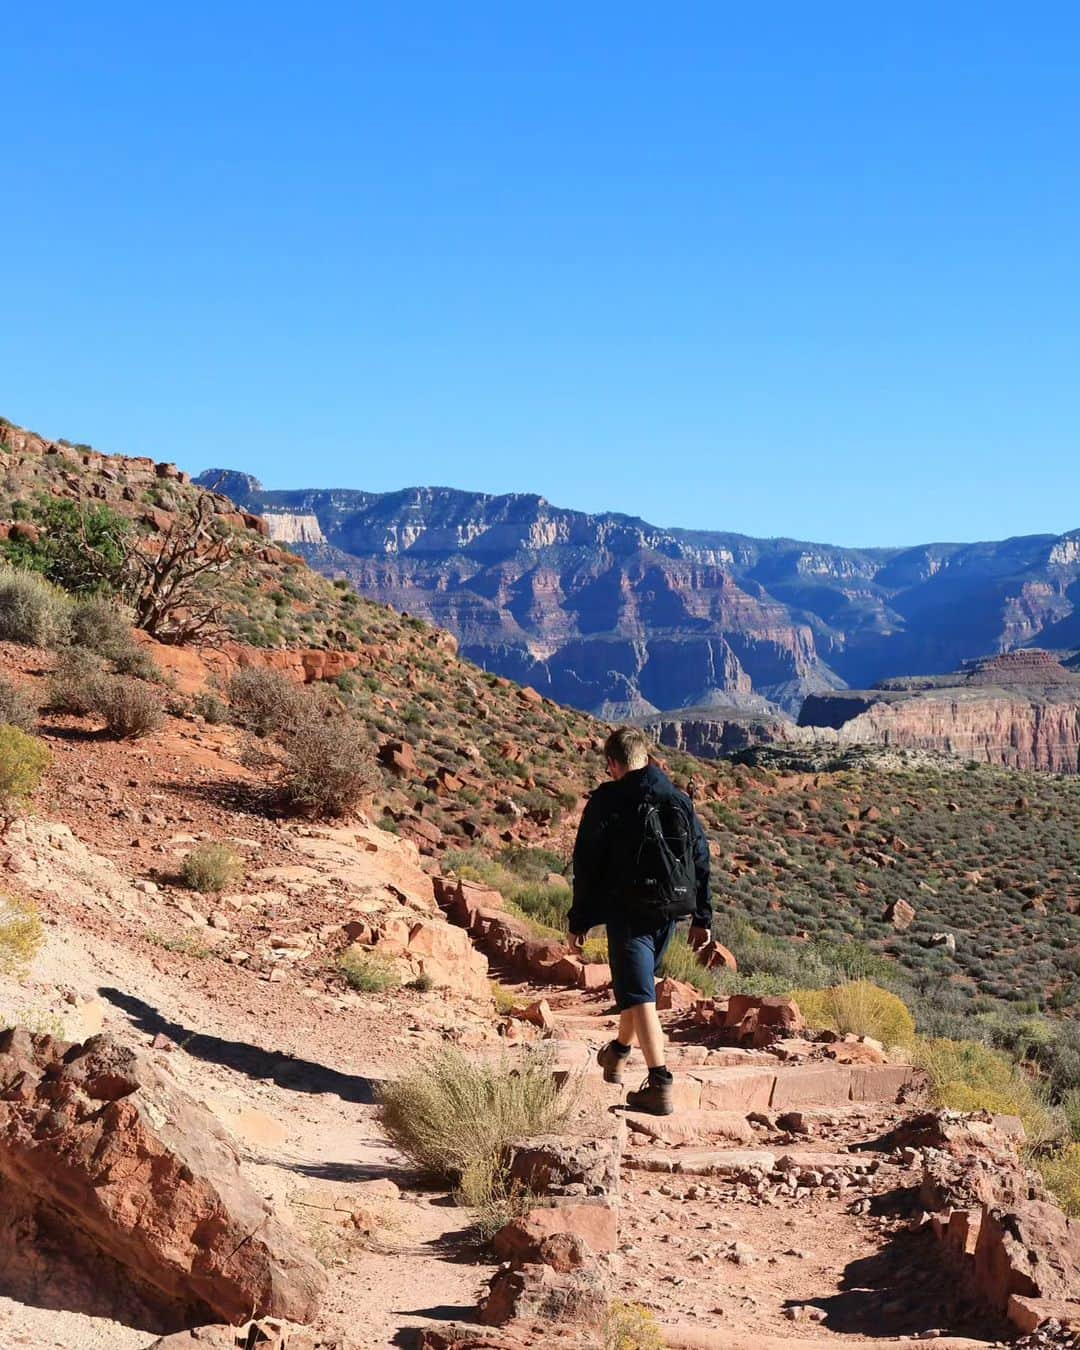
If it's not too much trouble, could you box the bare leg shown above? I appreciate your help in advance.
[617,1008,637,1047]
[630,1002,666,1069]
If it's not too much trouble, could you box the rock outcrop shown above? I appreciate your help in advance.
[0,1029,326,1327]
[800,684,1080,774]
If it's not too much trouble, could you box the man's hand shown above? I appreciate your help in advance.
[688,925,711,951]
[568,932,586,953]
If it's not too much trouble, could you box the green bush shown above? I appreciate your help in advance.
[227,666,306,737]
[604,1302,664,1350]
[95,676,164,739]
[0,499,129,595]
[281,715,375,818]
[181,842,244,894]
[0,567,70,646]
[0,892,44,976]
[379,1047,572,1219]
[1038,1144,1080,1217]
[659,933,718,997]
[795,981,916,1049]
[340,949,400,993]
[0,726,50,814]
[68,596,136,660]
[915,1037,1059,1146]
[0,676,38,732]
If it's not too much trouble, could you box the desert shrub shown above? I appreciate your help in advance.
[379,1047,572,1219]
[68,596,135,660]
[1061,1088,1080,1144]
[581,934,609,965]
[340,949,400,993]
[94,676,164,739]
[604,1301,664,1350]
[1038,1144,1080,1217]
[0,499,130,595]
[0,566,70,647]
[227,667,306,737]
[111,642,161,681]
[192,691,228,724]
[0,676,38,732]
[659,934,718,997]
[280,715,375,817]
[0,726,50,815]
[915,1037,1059,1146]
[794,981,916,1049]
[181,842,243,894]
[491,982,521,1016]
[47,646,110,714]
[0,893,43,976]
[407,972,435,994]
[508,883,572,931]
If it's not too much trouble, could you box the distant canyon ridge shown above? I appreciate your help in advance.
[197,472,1080,771]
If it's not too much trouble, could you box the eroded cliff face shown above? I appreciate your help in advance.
[195,471,1080,719]
[802,688,1080,773]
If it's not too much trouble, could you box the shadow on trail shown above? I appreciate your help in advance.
[99,986,381,1104]
[789,1224,1010,1340]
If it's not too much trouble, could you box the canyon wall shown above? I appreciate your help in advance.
[196,470,1080,719]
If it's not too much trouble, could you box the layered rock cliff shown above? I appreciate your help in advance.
[799,654,1080,773]
[196,470,1080,720]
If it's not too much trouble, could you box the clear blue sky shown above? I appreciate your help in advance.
[3,4,1079,547]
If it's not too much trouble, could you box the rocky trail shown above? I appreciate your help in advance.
[0,660,1075,1349]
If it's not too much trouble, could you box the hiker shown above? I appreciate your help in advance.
[568,727,712,1116]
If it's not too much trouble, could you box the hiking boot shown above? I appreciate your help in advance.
[597,1040,630,1085]
[625,1073,674,1116]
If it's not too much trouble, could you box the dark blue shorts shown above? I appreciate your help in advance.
[606,918,675,1010]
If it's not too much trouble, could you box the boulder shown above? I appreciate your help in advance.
[0,1030,325,1325]
[491,1201,618,1261]
[478,1260,607,1328]
[503,1135,621,1198]
[884,899,916,931]
[655,977,700,1012]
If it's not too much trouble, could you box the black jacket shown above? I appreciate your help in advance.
[568,763,712,935]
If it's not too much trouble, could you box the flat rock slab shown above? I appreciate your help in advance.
[687,1068,777,1113]
[623,1109,755,1147]
[626,1148,778,1176]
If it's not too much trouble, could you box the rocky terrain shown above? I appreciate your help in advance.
[194,471,1080,725]
[0,415,1075,1349]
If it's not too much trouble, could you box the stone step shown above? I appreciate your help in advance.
[565,1059,917,1111]
[625,1145,883,1177]
[624,1108,755,1147]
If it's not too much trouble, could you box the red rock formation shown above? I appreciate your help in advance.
[0,1029,325,1325]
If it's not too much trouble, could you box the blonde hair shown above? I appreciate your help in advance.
[604,726,650,771]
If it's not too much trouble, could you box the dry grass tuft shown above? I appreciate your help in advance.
[794,980,916,1049]
[604,1301,664,1350]
[0,726,50,815]
[181,842,244,894]
[379,1047,574,1224]
[0,893,44,977]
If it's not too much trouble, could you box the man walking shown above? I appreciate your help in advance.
[568,727,712,1116]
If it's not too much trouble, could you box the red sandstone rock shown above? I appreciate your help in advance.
[492,1201,618,1262]
[0,1030,325,1324]
[656,977,700,1012]
[884,899,916,931]
[524,999,556,1031]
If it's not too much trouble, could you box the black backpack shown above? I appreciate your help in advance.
[621,789,698,922]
